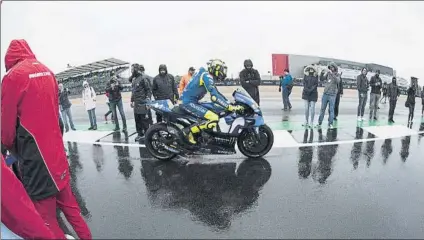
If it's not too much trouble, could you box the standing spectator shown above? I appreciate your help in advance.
[279,69,293,110]
[356,67,369,121]
[140,65,154,123]
[317,62,341,128]
[380,82,388,104]
[333,72,344,121]
[104,92,114,124]
[369,70,383,120]
[1,39,92,239]
[301,66,318,127]
[106,75,127,132]
[152,64,179,122]
[130,64,153,142]
[387,77,400,123]
[405,78,417,123]
[58,83,76,132]
[82,81,97,130]
[239,59,261,105]
[178,67,195,95]
[421,86,424,116]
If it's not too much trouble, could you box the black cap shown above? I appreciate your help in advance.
[189,67,195,71]
[411,76,418,80]
[376,70,380,74]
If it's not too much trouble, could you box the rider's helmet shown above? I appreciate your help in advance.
[207,59,227,81]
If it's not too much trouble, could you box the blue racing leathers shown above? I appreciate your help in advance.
[179,67,230,135]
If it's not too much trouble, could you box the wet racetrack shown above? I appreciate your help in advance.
[62,95,424,239]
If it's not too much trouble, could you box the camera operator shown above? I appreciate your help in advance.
[106,72,127,132]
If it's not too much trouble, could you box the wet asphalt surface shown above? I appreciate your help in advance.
[63,95,424,239]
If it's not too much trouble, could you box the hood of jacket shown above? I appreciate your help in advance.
[244,59,253,69]
[304,65,316,76]
[159,64,168,74]
[328,62,338,72]
[5,39,36,72]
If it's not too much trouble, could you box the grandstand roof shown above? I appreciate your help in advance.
[55,58,129,80]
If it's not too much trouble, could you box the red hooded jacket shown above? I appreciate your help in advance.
[1,156,56,239]
[1,39,70,200]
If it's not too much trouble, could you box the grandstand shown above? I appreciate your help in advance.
[55,58,131,96]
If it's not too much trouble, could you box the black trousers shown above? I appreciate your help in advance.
[134,111,152,136]
[408,104,415,121]
[388,99,397,120]
[334,93,341,117]
[156,112,163,123]
[59,115,64,136]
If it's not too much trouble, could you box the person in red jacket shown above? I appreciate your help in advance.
[1,156,56,239]
[1,39,92,239]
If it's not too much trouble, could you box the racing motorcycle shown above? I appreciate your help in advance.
[144,88,274,161]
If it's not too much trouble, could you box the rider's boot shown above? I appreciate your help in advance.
[183,120,218,145]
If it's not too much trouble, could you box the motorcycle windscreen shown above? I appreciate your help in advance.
[148,99,174,112]
[233,88,261,115]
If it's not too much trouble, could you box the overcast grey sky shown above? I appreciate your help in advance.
[1,1,423,84]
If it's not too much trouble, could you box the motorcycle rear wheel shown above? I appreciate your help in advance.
[237,125,274,158]
[145,123,178,161]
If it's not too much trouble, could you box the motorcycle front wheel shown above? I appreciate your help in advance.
[237,124,274,158]
[145,123,178,161]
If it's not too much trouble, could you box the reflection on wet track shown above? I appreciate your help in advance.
[63,132,424,238]
[140,158,271,231]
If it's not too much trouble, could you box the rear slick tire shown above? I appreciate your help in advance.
[145,123,177,161]
[237,125,274,158]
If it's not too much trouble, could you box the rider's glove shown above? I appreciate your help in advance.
[227,104,244,113]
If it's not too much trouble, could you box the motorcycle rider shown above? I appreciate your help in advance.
[180,59,244,144]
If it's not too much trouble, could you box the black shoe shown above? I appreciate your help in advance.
[334,117,338,121]
[71,127,76,131]
[114,127,120,131]
[65,128,69,133]
[374,117,378,121]
[93,125,97,130]
[389,119,395,123]
[88,126,93,130]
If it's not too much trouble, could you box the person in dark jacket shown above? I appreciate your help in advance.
[369,70,382,120]
[58,83,76,132]
[356,67,369,121]
[380,82,388,104]
[421,86,424,116]
[332,72,344,121]
[406,77,417,123]
[1,39,92,239]
[302,66,318,127]
[130,63,153,142]
[140,65,154,123]
[106,74,127,132]
[152,64,179,122]
[387,77,400,123]
[239,59,261,105]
